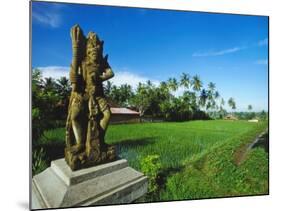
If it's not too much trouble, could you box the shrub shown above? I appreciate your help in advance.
[32,148,48,175]
[140,155,162,196]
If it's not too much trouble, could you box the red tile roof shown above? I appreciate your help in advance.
[110,107,139,115]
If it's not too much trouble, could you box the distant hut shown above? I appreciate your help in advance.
[110,107,140,124]
[224,114,238,120]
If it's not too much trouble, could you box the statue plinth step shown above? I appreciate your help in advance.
[31,158,148,209]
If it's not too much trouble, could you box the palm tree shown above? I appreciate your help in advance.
[146,80,153,87]
[158,81,171,105]
[214,91,220,100]
[208,82,216,92]
[199,89,208,108]
[228,97,236,114]
[56,77,71,98]
[213,91,220,113]
[248,104,253,111]
[221,98,225,106]
[167,77,178,92]
[32,68,43,89]
[191,75,202,92]
[206,101,212,111]
[43,77,57,93]
[247,104,254,120]
[206,82,218,111]
[132,83,151,117]
[159,81,169,92]
[55,77,71,116]
[220,98,225,110]
[206,89,213,101]
[191,75,202,108]
[119,84,133,106]
[180,73,190,89]
[219,98,227,119]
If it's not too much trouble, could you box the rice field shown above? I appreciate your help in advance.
[37,120,268,200]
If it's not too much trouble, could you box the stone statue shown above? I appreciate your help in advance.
[65,24,116,170]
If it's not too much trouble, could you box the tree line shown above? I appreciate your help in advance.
[32,68,267,143]
[105,73,237,121]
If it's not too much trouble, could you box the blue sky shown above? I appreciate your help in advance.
[31,1,268,112]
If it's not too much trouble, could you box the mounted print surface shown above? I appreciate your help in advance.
[30,1,269,210]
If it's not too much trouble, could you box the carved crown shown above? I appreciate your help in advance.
[86,31,104,50]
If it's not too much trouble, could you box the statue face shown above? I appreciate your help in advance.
[86,32,102,64]
[86,45,100,64]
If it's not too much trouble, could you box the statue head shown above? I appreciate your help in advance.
[86,31,104,65]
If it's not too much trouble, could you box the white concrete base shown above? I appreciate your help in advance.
[31,159,148,210]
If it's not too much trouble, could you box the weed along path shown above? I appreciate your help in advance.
[234,129,269,165]
[250,130,269,152]
[38,120,269,201]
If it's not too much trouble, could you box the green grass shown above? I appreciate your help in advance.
[36,120,268,200]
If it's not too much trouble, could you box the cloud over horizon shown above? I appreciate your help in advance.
[36,66,160,89]
[109,71,160,89]
[37,66,69,79]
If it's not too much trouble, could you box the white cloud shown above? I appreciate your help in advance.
[37,66,69,79]
[109,71,160,89]
[35,66,160,89]
[192,47,244,57]
[32,12,61,28]
[171,86,185,97]
[258,38,268,47]
[32,4,64,28]
[255,59,268,65]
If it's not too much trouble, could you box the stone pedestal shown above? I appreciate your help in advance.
[31,159,148,210]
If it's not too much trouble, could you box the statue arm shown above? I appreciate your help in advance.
[100,68,114,81]
[100,54,114,81]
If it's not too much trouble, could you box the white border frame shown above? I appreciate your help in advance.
[1,0,280,211]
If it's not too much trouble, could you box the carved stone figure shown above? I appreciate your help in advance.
[65,24,116,170]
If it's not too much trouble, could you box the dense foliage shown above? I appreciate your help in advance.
[32,68,71,144]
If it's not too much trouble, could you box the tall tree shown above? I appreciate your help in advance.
[247,104,255,120]
[180,73,190,89]
[56,77,71,100]
[214,91,220,100]
[192,75,202,92]
[191,75,202,109]
[199,89,208,108]
[248,104,253,111]
[167,77,178,91]
[55,77,71,117]
[32,68,44,90]
[208,82,216,92]
[220,98,225,112]
[159,81,169,93]
[221,98,225,106]
[228,97,236,114]
[131,83,152,117]
[43,77,57,93]
[110,84,134,107]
